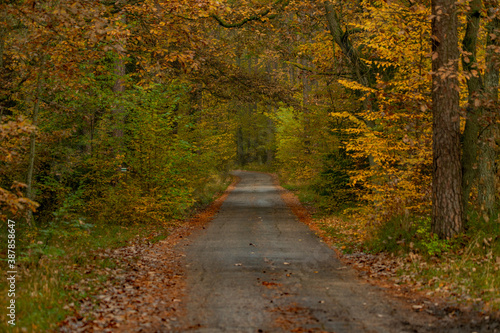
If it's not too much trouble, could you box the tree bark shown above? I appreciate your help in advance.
[323,1,372,87]
[478,4,500,216]
[461,0,483,216]
[0,27,5,71]
[266,117,274,165]
[431,0,464,238]
[0,27,5,120]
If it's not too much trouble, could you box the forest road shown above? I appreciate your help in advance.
[174,171,444,333]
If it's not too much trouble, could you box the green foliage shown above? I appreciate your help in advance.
[80,82,236,225]
[235,102,275,167]
[465,209,500,256]
[272,106,313,182]
[310,150,357,213]
[1,0,499,323]
[0,220,171,332]
[368,216,454,257]
[416,230,452,257]
[271,104,360,214]
[392,212,500,312]
[272,105,339,184]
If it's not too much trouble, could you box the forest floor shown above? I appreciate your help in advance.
[60,171,499,332]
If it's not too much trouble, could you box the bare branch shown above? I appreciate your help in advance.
[211,0,290,28]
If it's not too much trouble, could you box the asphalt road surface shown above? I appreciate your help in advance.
[175,171,446,333]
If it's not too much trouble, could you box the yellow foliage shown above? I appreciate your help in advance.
[272,106,338,184]
[332,1,433,223]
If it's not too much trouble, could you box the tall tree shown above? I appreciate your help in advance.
[478,2,500,216]
[461,0,483,215]
[431,0,464,238]
[461,0,500,218]
[323,1,378,167]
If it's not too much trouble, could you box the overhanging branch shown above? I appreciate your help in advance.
[286,61,340,76]
[211,0,290,28]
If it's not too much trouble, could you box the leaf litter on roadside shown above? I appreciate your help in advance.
[59,177,239,332]
[59,229,188,332]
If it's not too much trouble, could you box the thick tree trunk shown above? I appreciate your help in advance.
[478,6,500,216]
[461,0,483,216]
[431,0,464,238]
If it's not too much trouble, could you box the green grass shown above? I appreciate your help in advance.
[397,245,500,311]
[316,213,500,312]
[192,173,233,209]
[283,179,500,313]
[0,222,170,332]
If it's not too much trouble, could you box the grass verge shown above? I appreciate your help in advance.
[0,222,171,332]
[0,174,232,332]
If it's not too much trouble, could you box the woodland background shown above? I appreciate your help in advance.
[1,0,500,330]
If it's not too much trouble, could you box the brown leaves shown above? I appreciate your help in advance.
[0,116,40,219]
[0,116,35,163]
[60,235,187,332]
[343,252,401,279]
[60,177,238,332]
[262,281,282,288]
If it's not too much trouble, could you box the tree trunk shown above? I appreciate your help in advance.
[461,0,483,216]
[301,58,309,105]
[237,127,245,165]
[478,5,500,216]
[323,1,377,167]
[0,27,5,71]
[323,1,371,87]
[26,62,45,227]
[0,26,6,120]
[431,0,464,238]
[112,12,127,151]
[112,52,126,140]
[266,117,274,165]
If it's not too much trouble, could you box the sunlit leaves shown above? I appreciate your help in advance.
[328,0,433,222]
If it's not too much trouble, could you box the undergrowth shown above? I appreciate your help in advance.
[281,175,500,313]
[0,174,232,332]
[239,162,275,173]
[320,211,500,312]
[0,221,170,332]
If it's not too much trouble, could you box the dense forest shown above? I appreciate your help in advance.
[1,0,500,330]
